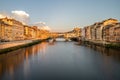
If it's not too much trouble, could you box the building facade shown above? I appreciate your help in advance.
[0,17,24,41]
[88,18,118,41]
[114,23,120,42]
[85,26,91,40]
[91,23,97,41]
[0,21,12,41]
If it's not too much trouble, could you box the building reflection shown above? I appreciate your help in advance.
[0,42,48,79]
[0,49,25,79]
[48,41,55,45]
[84,44,120,80]
[86,45,120,61]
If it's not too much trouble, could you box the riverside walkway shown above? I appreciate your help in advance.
[0,40,33,50]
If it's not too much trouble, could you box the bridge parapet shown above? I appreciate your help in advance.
[50,32,81,41]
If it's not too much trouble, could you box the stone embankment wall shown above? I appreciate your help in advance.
[0,39,49,54]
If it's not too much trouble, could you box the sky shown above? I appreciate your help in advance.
[0,0,120,32]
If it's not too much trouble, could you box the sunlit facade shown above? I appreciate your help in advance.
[0,17,24,41]
[0,17,120,43]
[114,23,120,42]
[85,26,91,40]
[103,23,120,42]
[82,18,120,43]
[0,17,50,42]
[73,27,81,37]
[0,21,12,41]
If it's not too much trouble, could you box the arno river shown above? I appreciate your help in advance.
[0,38,120,80]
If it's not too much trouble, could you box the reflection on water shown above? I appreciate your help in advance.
[86,45,120,61]
[0,42,48,80]
[0,40,120,80]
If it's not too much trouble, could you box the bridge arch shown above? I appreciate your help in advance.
[50,32,72,41]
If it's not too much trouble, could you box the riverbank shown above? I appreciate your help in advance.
[81,40,120,49]
[0,39,49,54]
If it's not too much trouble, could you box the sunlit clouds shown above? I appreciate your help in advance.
[0,13,11,18]
[11,10,30,25]
[0,10,30,24]
[33,22,51,31]
[0,10,51,31]
[11,11,29,17]
[0,14,6,18]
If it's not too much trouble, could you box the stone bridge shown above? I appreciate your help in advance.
[50,31,81,41]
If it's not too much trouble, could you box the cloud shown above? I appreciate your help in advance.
[0,14,5,18]
[11,10,29,17]
[0,11,50,31]
[0,13,11,18]
[34,22,51,31]
[11,10,30,24]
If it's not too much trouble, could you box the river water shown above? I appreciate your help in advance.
[0,38,120,80]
